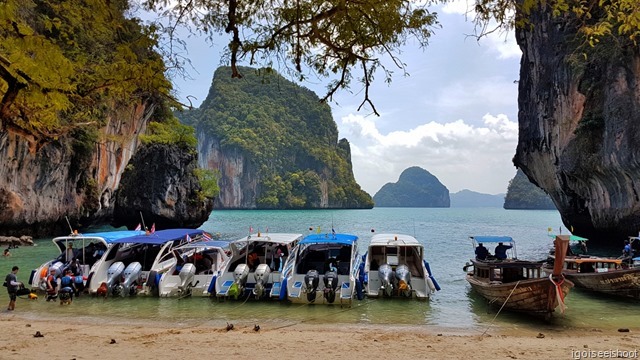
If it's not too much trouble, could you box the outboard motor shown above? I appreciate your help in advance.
[395,264,412,297]
[253,264,271,298]
[106,262,125,295]
[233,263,250,293]
[40,262,65,291]
[121,262,142,296]
[178,263,196,295]
[304,269,320,302]
[378,264,394,297]
[323,270,339,303]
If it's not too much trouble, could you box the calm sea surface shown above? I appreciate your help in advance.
[2,208,638,332]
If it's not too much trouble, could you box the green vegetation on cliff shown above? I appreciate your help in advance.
[503,169,556,210]
[177,66,372,209]
[373,167,449,208]
[0,0,173,147]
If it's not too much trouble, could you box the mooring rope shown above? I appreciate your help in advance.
[481,280,520,337]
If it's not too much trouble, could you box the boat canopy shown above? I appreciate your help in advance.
[470,236,514,243]
[54,230,143,245]
[548,234,588,242]
[112,229,205,245]
[299,233,358,245]
[173,240,229,250]
[370,234,421,246]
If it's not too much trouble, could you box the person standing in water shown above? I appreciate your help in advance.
[5,266,22,311]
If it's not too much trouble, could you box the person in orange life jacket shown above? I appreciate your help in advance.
[45,269,58,301]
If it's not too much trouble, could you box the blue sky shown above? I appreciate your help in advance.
[146,1,522,196]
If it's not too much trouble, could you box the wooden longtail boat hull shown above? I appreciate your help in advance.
[564,269,640,300]
[466,274,574,315]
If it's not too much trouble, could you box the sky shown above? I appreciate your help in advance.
[146,1,522,196]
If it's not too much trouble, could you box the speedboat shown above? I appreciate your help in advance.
[464,235,573,319]
[281,232,362,306]
[360,233,440,299]
[215,233,303,300]
[157,239,230,297]
[86,229,206,297]
[28,230,142,293]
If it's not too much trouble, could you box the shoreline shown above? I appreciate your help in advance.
[2,313,638,359]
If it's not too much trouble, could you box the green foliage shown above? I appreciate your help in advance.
[143,0,438,114]
[471,0,640,49]
[0,0,173,144]
[178,66,372,209]
[503,169,556,210]
[140,117,198,150]
[193,168,220,200]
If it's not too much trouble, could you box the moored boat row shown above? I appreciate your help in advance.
[28,229,440,306]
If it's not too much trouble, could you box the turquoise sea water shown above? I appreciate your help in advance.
[2,208,638,332]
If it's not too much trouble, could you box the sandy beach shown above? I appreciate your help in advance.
[1,313,638,360]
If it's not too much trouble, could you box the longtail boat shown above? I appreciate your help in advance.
[464,235,573,318]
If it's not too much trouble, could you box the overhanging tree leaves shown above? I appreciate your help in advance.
[143,0,439,115]
[0,0,172,150]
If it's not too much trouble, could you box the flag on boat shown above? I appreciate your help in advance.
[150,223,156,234]
[316,226,321,234]
[203,232,212,241]
[186,234,192,242]
[332,227,336,235]
[250,226,253,234]
[134,223,142,231]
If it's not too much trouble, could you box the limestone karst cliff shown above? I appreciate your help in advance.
[515,3,640,242]
[178,66,373,209]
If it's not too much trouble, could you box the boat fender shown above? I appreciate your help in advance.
[279,278,288,301]
[355,279,364,300]
[424,260,441,291]
[207,275,217,296]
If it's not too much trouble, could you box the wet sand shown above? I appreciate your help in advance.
[1,314,638,359]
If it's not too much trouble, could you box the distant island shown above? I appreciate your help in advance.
[373,167,449,207]
[503,169,556,210]
[373,167,556,209]
[450,190,505,208]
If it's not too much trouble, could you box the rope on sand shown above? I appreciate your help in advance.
[268,297,378,331]
[481,280,520,337]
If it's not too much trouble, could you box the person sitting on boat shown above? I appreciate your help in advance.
[247,251,260,271]
[494,242,512,260]
[475,243,490,260]
[621,240,634,263]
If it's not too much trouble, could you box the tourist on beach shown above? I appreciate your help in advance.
[2,248,10,257]
[247,252,259,271]
[475,243,490,260]
[494,242,512,260]
[5,266,22,311]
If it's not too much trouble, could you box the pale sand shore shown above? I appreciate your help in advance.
[1,314,638,360]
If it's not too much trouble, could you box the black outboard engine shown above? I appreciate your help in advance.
[323,270,339,303]
[304,270,320,302]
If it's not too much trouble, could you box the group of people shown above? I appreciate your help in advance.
[475,242,513,261]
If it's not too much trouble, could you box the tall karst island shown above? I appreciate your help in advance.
[373,167,449,207]
[176,66,373,210]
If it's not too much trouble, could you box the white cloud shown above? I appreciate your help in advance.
[340,113,518,196]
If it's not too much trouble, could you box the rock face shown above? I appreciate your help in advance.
[112,143,213,229]
[184,66,373,210]
[0,102,153,237]
[503,170,556,210]
[515,4,640,242]
[373,167,449,207]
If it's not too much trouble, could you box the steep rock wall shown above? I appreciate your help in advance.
[112,143,214,229]
[515,4,640,242]
[0,102,153,236]
[197,132,258,209]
